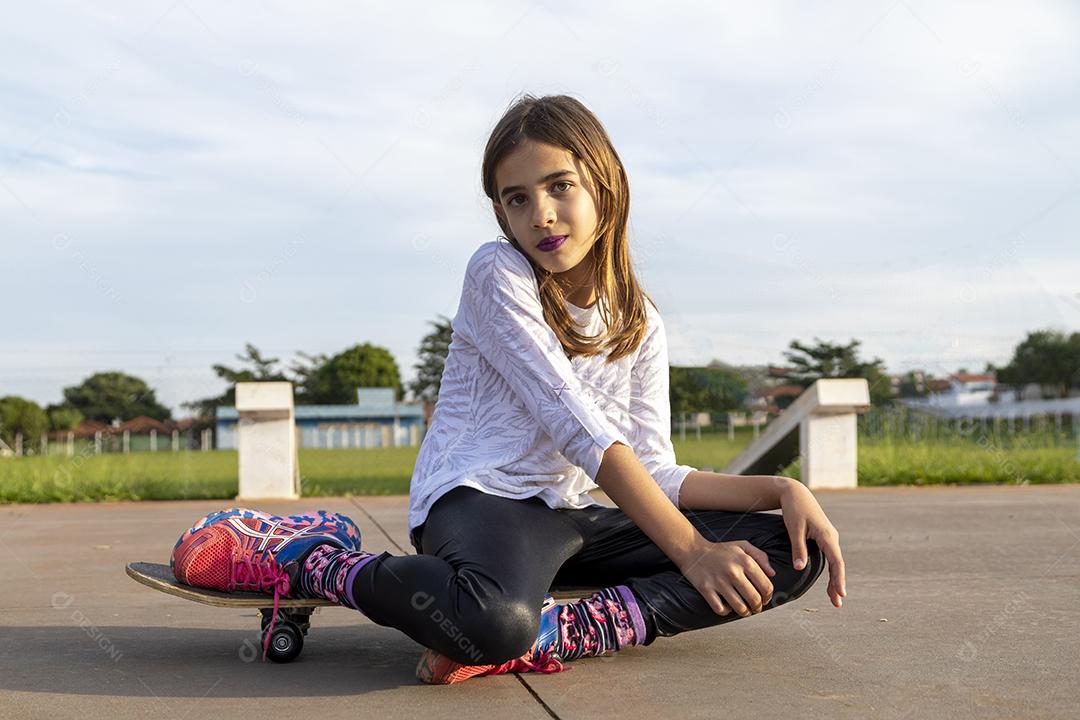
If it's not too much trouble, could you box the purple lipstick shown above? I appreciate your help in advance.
[538,235,566,252]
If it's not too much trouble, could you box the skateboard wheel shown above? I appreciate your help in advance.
[264,621,304,663]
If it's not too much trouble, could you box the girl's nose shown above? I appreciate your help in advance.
[531,198,556,228]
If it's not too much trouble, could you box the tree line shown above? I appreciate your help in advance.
[2,321,1076,451]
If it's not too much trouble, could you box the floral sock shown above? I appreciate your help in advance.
[548,586,647,661]
[296,544,377,610]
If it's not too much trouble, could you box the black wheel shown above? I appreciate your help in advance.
[260,607,313,635]
[263,621,304,663]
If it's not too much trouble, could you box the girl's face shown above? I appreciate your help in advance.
[493,139,601,301]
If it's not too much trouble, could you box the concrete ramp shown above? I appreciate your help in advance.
[722,378,870,488]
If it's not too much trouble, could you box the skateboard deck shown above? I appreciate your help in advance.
[126,562,333,608]
[127,561,598,663]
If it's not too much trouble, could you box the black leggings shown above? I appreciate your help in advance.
[350,486,825,665]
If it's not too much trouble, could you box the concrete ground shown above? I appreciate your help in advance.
[2,484,1078,720]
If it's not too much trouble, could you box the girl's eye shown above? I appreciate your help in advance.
[507,181,574,208]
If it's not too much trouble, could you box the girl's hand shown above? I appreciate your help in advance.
[676,538,777,618]
[779,480,847,608]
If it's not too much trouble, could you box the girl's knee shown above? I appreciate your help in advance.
[456,599,538,664]
[763,517,825,574]
[799,538,827,586]
[770,538,826,606]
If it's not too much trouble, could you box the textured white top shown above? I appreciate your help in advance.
[407,239,697,533]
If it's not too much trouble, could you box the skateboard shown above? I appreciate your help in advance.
[126,561,331,662]
[127,561,597,663]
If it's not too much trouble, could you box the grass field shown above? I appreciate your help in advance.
[0,446,419,503]
[1,429,1077,503]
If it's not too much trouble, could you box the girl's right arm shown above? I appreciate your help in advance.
[595,441,776,618]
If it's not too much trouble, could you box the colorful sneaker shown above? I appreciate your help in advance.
[171,507,362,589]
[170,507,363,660]
[416,595,568,684]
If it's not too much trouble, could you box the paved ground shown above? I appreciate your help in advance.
[2,484,1078,719]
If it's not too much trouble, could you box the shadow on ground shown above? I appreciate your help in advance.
[5,623,428,696]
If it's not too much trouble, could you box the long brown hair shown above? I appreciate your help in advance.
[481,93,654,363]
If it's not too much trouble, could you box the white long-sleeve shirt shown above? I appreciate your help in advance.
[407,239,697,534]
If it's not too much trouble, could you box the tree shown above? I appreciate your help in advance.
[62,372,172,423]
[184,342,405,413]
[408,314,453,404]
[669,366,748,418]
[299,343,403,404]
[996,329,1080,399]
[0,396,49,450]
[708,360,770,393]
[47,405,84,432]
[895,370,929,399]
[183,343,289,417]
[222,343,284,380]
[778,337,893,406]
[290,350,332,405]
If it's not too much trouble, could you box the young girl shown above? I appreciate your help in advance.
[170,93,847,684]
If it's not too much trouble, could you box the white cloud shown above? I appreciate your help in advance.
[2,1,1078,412]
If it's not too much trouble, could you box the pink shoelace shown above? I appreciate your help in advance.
[487,645,568,676]
[229,556,291,661]
[515,646,567,674]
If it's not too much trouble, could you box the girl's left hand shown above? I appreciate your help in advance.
[778,479,847,608]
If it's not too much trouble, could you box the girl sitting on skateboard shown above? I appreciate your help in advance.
[171,93,847,683]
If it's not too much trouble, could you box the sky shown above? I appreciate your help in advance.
[2,1,1078,417]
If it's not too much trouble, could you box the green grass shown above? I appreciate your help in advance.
[852,437,1080,486]
[670,430,1080,486]
[670,432,756,472]
[297,447,422,497]
[1,428,1076,503]
[0,448,418,503]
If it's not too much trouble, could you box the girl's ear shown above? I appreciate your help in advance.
[492,201,504,220]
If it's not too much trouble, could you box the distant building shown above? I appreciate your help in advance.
[919,373,996,408]
[44,415,210,452]
[898,371,1080,421]
[215,387,426,450]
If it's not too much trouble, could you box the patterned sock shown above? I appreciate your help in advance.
[295,544,377,610]
[547,585,647,662]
